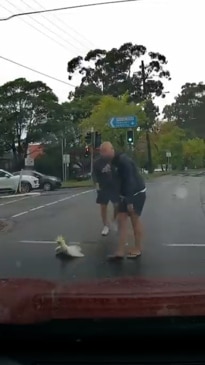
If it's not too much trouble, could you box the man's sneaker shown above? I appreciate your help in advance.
[101,225,109,236]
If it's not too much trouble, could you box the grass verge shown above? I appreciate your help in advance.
[62,169,198,187]
[62,179,94,188]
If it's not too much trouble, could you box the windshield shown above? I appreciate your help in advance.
[0,0,205,324]
[34,171,44,177]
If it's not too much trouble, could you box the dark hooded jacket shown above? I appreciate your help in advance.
[112,152,146,204]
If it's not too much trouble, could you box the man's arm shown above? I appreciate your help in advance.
[118,154,134,205]
[92,163,99,190]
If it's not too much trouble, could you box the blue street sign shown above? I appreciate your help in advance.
[109,115,138,128]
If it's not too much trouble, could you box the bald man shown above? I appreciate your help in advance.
[93,147,119,236]
[99,142,146,259]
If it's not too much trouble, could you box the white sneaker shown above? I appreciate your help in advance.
[101,225,109,236]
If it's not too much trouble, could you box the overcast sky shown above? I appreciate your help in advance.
[0,0,204,110]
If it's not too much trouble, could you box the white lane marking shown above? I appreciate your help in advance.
[0,197,27,207]
[30,205,44,211]
[0,192,41,199]
[20,240,81,245]
[20,240,56,244]
[165,243,205,247]
[12,211,28,218]
[11,189,94,219]
[45,201,58,206]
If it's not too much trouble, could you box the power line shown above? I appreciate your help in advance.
[0,55,75,87]
[6,0,81,53]
[0,0,140,21]
[31,0,96,50]
[1,1,77,54]
[19,0,84,53]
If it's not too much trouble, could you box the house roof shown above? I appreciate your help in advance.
[28,144,44,160]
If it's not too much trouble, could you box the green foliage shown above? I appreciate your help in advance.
[34,144,62,178]
[49,95,101,147]
[150,121,205,170]
[183,138,205,168]
[152,122,187,169]
[80,95,146,149]
[0,78,58,167]
[143,99,160,130]
[163,82,205,138]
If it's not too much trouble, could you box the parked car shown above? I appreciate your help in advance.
[0,169,39,193]
[13,170,61,191]
[75,172,91,181]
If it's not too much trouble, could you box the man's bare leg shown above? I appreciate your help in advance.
[113,204,118,221]
[100,204,109,236]
[113,212,128,257]
[100,204,108,226]
[128,213,143,256]
[111,203,118,232]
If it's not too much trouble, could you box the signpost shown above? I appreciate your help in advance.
[166,151,171,171]
[63,154,70,165]
[62,154,70,181]
[109,116,138,129]
[25,156,34,167]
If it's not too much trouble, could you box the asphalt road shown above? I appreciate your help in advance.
[1,173,205,282]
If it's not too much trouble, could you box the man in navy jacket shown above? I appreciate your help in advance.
[99,142,146,259]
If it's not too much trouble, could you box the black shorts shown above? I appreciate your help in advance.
[96,189,119,205]
[118,192,146,216]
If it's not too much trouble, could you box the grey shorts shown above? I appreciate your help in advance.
[96,190,119,205]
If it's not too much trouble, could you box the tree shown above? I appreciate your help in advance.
[67,43,171,103]
[80,95,146,150]
[0,78,59,168]
[35,144,62,178]
[163,82,205,138]
[154,122,186,170]
[142,99,160,172]
[183,138,205,168]
[68,43,170,173]
[47,94,102,149]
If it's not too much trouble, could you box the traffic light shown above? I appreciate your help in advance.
[85,132,91,145]
[127,130,134,144]
[85,131,101,148]
[84,146,90,157]
[95,132,101,148]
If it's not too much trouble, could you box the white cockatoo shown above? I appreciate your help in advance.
[55,235,84,258]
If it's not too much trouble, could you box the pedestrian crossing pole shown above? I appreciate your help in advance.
[90,127,95,177]
[61,137,67,182]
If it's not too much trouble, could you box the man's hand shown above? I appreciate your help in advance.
[127,204,134,214]
[95,183,100,191]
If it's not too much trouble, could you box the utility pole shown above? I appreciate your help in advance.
[141,60,153,174]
